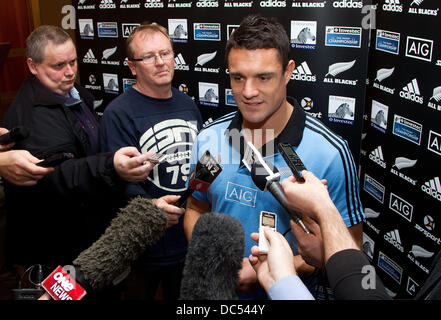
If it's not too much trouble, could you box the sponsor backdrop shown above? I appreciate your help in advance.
[74,0,441,299]
[74,0,370,166]
[360,0,441,298]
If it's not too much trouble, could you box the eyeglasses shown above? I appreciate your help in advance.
[130,50,174,65]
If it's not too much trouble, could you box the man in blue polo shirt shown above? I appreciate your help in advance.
[184,14,365,299]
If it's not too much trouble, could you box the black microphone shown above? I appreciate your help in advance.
[0,126,29,145]
[179,213,244,300]
[251,161,310,234]
[71,196,167,292]
[174,150,222,207]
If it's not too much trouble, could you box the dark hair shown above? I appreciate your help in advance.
[225,14,290,69]
[26,25,72,63]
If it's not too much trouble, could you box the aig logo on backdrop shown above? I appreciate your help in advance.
[389,192,413,222]
[406,36,433,62]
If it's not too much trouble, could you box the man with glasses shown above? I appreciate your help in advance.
[99,23,203,300]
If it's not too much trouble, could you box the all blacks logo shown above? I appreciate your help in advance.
[196,0,219,7]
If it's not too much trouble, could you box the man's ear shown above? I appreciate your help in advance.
[127,60,137,76]
[27,58,38,76]
[284,60,295,84]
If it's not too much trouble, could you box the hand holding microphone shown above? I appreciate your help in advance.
[0,126,29,150]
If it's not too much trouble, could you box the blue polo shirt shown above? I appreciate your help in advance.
[189,98,365,258]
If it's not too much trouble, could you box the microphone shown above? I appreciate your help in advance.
[174,150,222,207]
[179,213,244,300]
[40,196,167,299]
[0,126,29,145]
[251,161,310,234]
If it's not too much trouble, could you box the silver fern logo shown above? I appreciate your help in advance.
[102,47,117,59]
[325,60,356,77]
[195,51,216,66]
[375,67,395,82]
[393,157,417,170]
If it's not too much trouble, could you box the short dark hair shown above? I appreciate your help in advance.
[225,14,290,69]
[26,25,72,63]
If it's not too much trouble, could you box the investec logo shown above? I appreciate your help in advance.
[291,61,316,82]
[382,0,403,12]
[174,53,190,71]
[421,177,441,202]
[260,0,286,7]
[384,229,404,253]
[399,78,424,104]
[369,146,386,168]
[83,49,98,64]
[99,0,116,9]
[333,0,362,8]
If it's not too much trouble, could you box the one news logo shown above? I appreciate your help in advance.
[373,67,396,95]
[389,192,413,222]
[428,86,441,111]
[406,36,433,62]
[409,0,439,16]
[83,49,98,64]
[421,177,441,202]
[382,0,403,12]
[323,60,357,86]
[369,146,386,168]
[427,130,441,156]
[175,53,190,71]
[384,229,404,252]
[291,61,316,82]
[399,78,424,104]
[99,0,117,9]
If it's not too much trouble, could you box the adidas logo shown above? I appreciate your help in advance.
[399,78,424,104]
[333,0,362,9]
[145,0,164,8]
[291,62,316,82]
[83,49,98,64]
[383,0,403,12]
[421,177,441,201]
[174,53,189,71]
[100,0,116,9]
[384,229,404,252]
[369,146,386,168]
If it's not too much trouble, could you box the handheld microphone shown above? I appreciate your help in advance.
[174,150,222,207]
[179,213,244,300]
[41,196,167,299]
[242,141,309,234]
[251,161,310,234]
[0,126,29,145]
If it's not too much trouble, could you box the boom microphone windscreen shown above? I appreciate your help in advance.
[179,213,244,300]
[72,196,167,291]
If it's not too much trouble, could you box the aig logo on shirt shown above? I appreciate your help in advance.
[225,182,257,207]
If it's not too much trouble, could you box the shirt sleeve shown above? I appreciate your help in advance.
[267,275,315,300]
